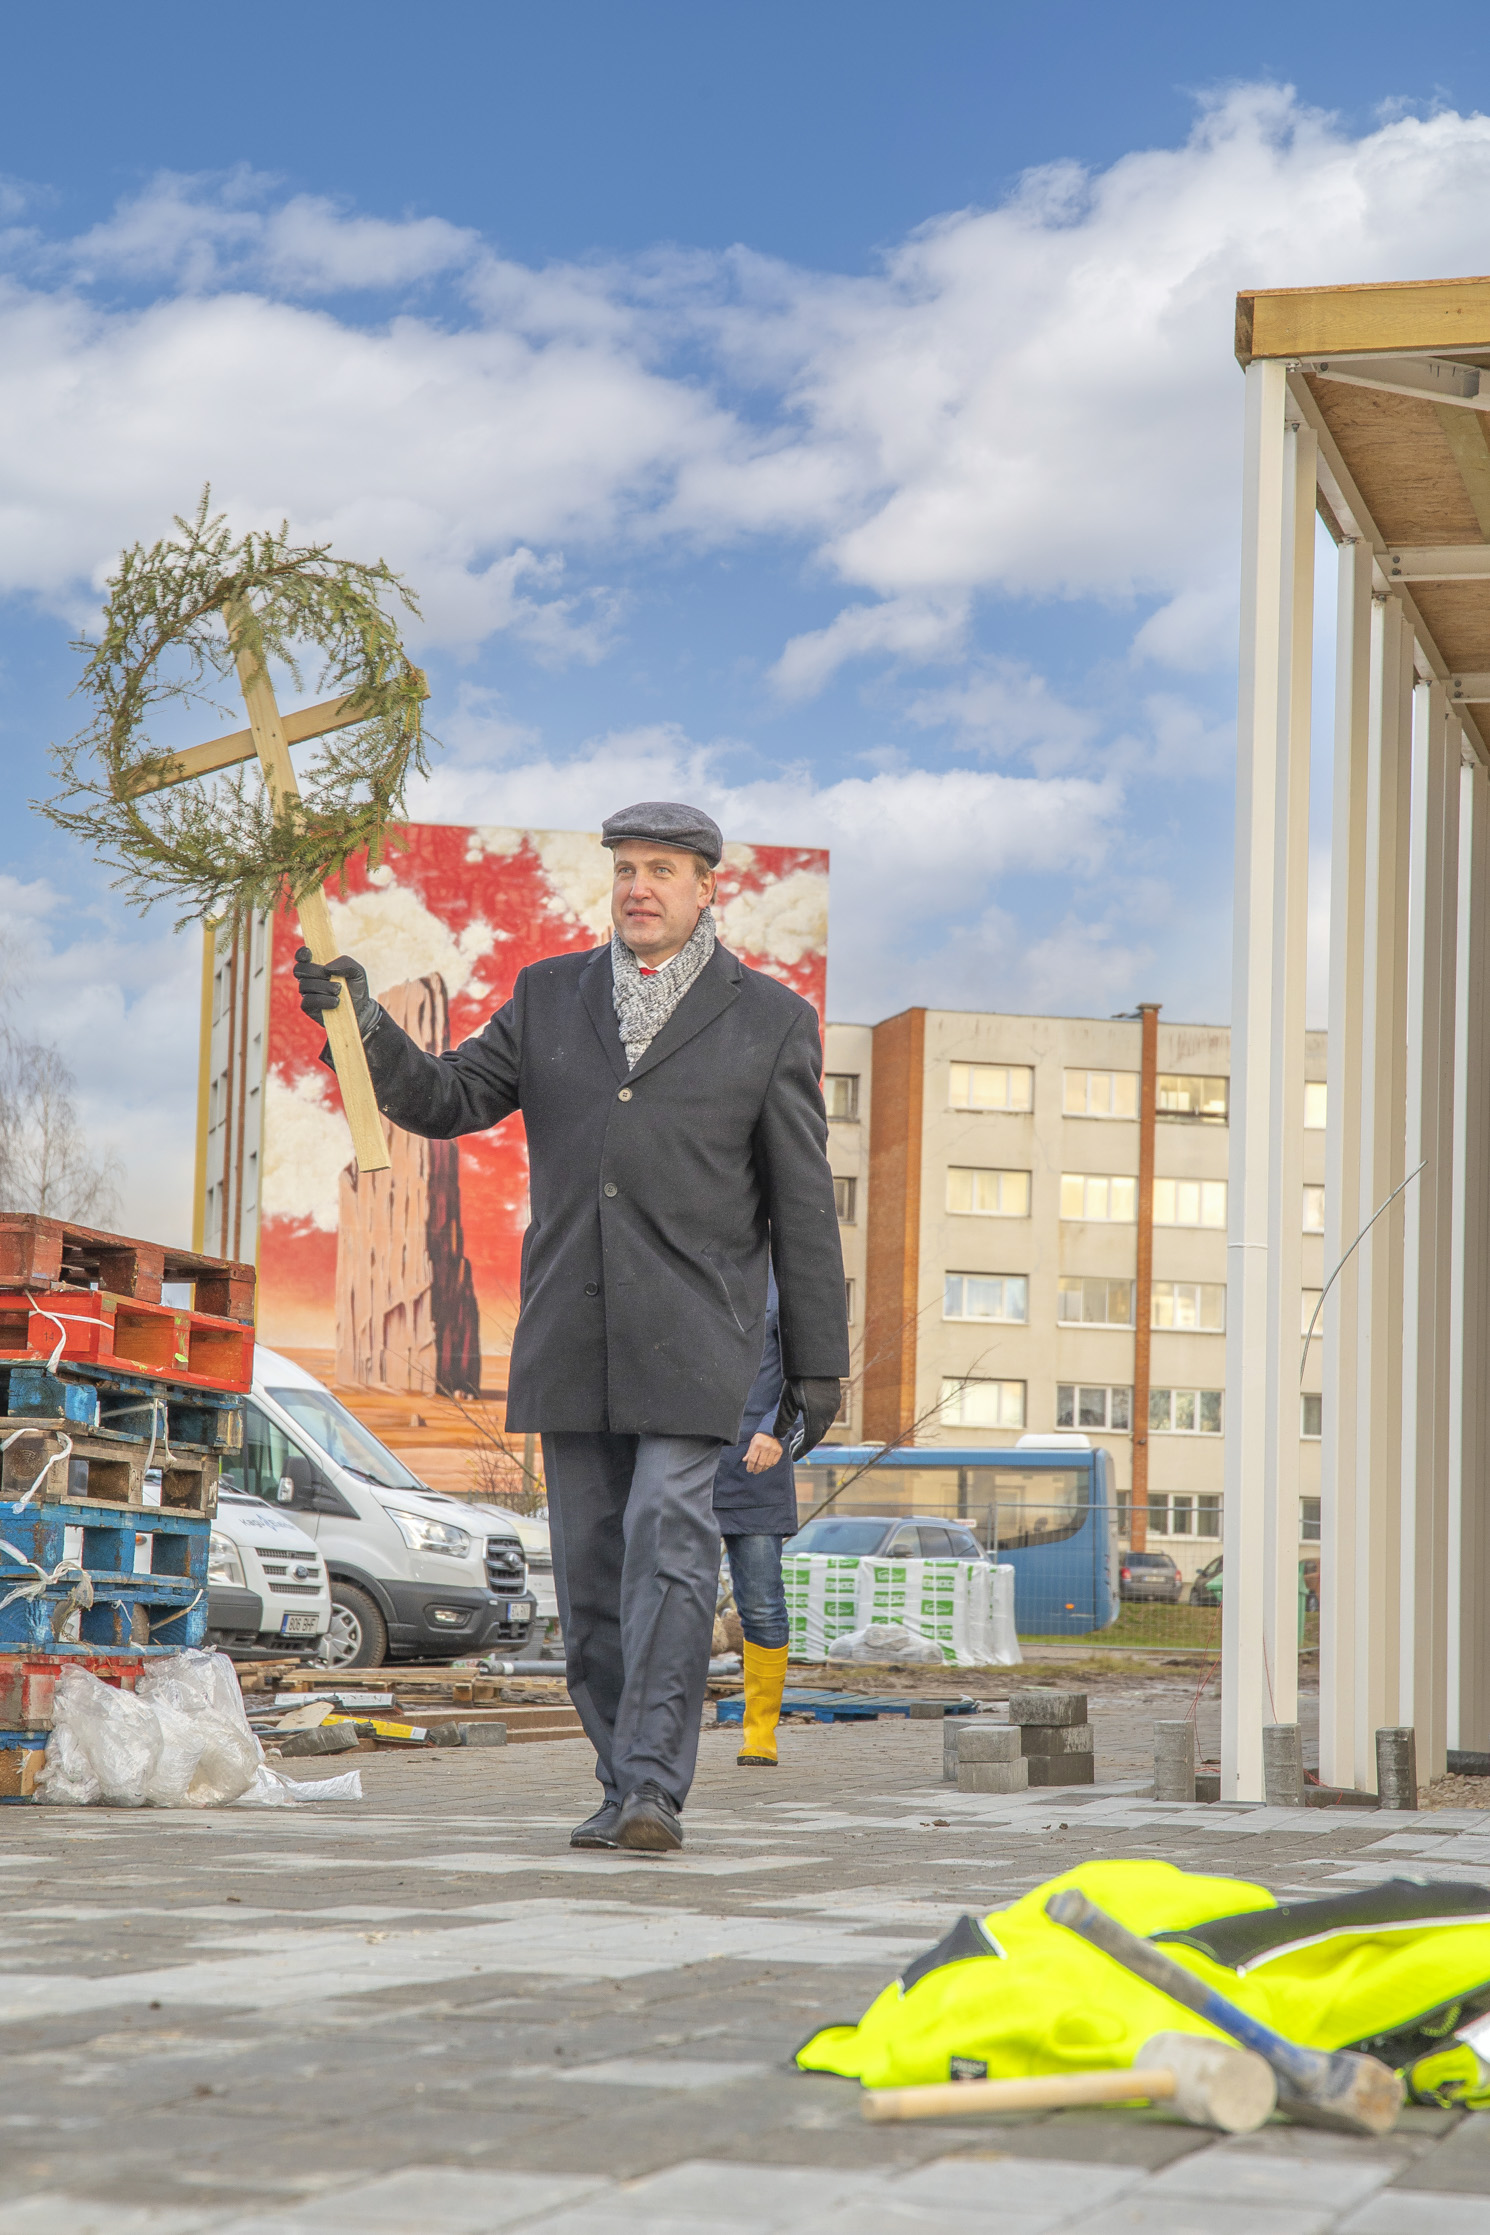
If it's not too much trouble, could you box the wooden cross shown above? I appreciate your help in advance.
[131,601,426,1174]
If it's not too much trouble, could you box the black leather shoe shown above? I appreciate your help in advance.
[615,1781,683,1852]
[570,1801,622,1848]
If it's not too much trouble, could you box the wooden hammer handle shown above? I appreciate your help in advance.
[862,2067,1175,2121]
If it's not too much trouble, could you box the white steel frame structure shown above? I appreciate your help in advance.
[1226,279,1490,1799]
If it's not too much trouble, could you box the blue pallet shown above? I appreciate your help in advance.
[0,1363,242,1450]
[0,1501,208,1651]
[715,1690,981,1726]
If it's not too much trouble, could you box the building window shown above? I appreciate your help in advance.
[1156,1074,1229,1123]
[1064,1069,1139,1119]
[833,1175,857,1223]
[1057,1276,1134,1327]
[1152,1177,1227,1228]
[1151,1280,1226,1332]
[1303,1185,1325,1232]
[1301,1496,1321,1542]
[1146,1494,1221,1539]
[1304,1081,1327,1129]
[949,1062,1033,1112]
[824,1073,860,1121]
[844,1279,856,1325]
[1302,1391,1322,1438]
[947,1166,1031,1217]
[944,1273,1028,1324]
[1057,1383,1131,1431]
[1149,1388,1223,1434]
[1302,1288,1322,1337]
[940,1377,1026,1429]
[1061,1172,1137,1222]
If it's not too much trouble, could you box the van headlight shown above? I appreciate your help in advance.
[388,1511,473,1558]
[208,1532,246,1586]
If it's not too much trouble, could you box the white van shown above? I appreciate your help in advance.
[205,1494,333,1655]
[221,1347,536,1669]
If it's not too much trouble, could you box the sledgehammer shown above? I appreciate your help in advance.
[862,2032,1276,2132]
[1045,1888,1404,2136]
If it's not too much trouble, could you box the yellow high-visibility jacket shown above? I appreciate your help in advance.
[795,1859,1490,2107]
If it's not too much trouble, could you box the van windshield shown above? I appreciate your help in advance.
[267,1386,424,1491]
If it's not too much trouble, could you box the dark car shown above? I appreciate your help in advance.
[1190,1555,1319,1613]
[785,1515,989,1561]
[1119,1550,1182,1602]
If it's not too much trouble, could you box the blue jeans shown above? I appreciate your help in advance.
[724,1531,789,1649]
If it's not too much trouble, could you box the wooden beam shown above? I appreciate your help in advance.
[1435,405,1490,540]
[129,674,428,797]
[1238,276,1490,365]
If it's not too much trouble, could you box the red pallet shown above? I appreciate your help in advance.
[0,1651,148,1730]
[0,1293,254,1395]
[0,1214,255,1324]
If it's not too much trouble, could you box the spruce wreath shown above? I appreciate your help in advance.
[39,491,431,926]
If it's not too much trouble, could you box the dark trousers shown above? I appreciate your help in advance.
[542,1431,723,1810]
[722,1532,790,1648]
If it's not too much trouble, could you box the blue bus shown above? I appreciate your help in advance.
[790,1440,1120,1638]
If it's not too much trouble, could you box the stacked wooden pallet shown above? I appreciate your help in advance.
[246,1663,586,1748]
[0,1214,255,1802]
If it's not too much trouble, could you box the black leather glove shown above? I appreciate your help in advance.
[772,1377,843,1458]
[293,948,382,1039]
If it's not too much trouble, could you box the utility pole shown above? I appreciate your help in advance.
[1130,1003,1162,1551]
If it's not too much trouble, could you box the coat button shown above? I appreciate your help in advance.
[617,1087,632,1101]
[603,1182,618,1197]
[585,1282,599,1296]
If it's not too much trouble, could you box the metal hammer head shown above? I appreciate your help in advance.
[1138,2032,1277,2134]
[1275,2051,1405,2137]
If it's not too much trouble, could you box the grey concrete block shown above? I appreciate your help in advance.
[277,1722,360,1757]
[1154,1718,1197,1802]
[455,1721,508,1748]
[1026,1752,1096,1785]
[1008,1689,1087,1726]
[957,1757,1029,1793]
[956,1724,1020,1763]
[942,1720,959,1781]
[1020,1721,1094,1757]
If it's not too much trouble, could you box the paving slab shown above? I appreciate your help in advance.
[0,1688,1487,2231]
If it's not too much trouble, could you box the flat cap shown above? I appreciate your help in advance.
[601,800,723,867]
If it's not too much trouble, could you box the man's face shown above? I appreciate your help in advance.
[610,842,715,964]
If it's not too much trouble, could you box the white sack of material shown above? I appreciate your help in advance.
[826,1621,945,1666]
[38,1651,363,1808]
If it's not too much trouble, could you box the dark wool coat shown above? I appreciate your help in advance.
[712,1275,799,1536]
[346,940,850,1441]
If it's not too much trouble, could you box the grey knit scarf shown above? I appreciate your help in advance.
[611,909,716,1068]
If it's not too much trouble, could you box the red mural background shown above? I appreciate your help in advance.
[258,822,829,1392]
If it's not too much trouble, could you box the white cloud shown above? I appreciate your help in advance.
[907,660,1097,772]
[771,595,967,700]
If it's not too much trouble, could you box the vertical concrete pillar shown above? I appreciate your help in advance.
[1401,682,1459,1782]
[1224,370,1311,1799]
[1319,536,1372,1791]
[1350,597,1414,1791]
[1452,759,1490,1751]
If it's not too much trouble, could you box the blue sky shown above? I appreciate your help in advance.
[5,2,1490,1236]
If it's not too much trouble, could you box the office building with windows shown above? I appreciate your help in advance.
[821,1009,1326,1579]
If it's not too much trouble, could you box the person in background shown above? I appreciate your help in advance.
[714,1272,805,1765]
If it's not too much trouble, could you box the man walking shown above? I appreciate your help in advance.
[294,803,847,1852]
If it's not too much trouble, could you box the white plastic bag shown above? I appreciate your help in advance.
[826,1621,945,1666]
[37,1649,363,1808]
[38,1667,164,1806]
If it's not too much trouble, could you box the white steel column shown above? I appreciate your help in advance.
[1401,682,1460,1780]
[1451,756,1490,1751]
[1351,596,1414,1790]
[1319,537,1373,1789]
[1224,370,1312,1798]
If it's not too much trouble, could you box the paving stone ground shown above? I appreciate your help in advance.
[2,1678,1489,2233]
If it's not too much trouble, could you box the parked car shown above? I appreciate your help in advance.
[785,1515,990,1560]
[204,1490,332,1656]
[219,1347,536,1668]
[1119,1550,1182,1602]
[1189,1556,1319,1613]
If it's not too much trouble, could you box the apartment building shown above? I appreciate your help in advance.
[822,1009,1326,1578]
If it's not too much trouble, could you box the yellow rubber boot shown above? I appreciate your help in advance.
[737,1642,790,1765]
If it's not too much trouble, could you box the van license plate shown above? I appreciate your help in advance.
[280,1613,320,1636]
[499,1600,530,1622]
